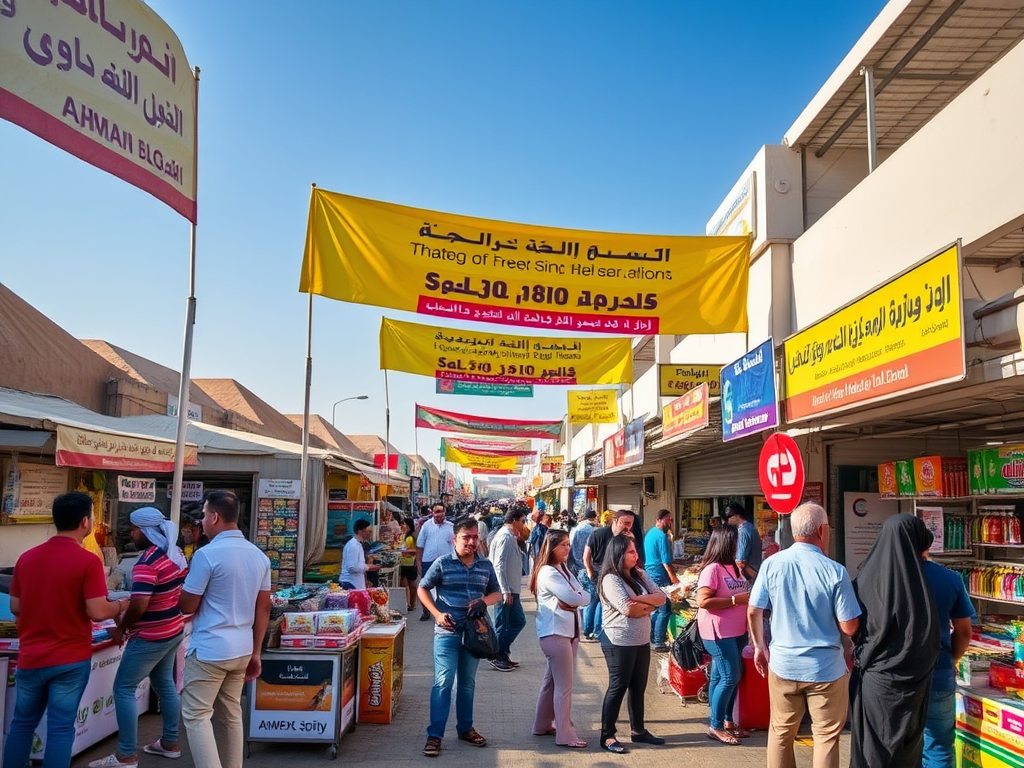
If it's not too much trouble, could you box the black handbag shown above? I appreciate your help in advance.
[461,612,499,659]
[671,617,707,671]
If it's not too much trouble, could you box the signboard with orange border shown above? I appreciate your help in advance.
[661,383,710,442]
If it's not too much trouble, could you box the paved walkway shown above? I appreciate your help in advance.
[73,594,848,767]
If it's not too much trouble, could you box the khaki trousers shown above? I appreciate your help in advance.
[181,654,250,768]
[767,670,849,768]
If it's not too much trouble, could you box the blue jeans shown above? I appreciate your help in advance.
[578,571,602,636]
[648,570,672,645]
[428,631,480,739]
[115,632,183,756]
[4,659,91,768]
[704,634,746,730]
[494,594,526,660]
[922,686,955,768]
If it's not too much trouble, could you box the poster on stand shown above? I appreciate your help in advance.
[255,479,301,586]
[248,653,340,742]
[843,492,898,575]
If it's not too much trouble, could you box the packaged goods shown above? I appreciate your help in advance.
[977,443,1024,495]
[324,590,349,610]
[913,456,967,497]
[315,609,362,636]
[896,460,917,496]
[878,463,898,498]
[347,589,371,617]
[281,612,316,636]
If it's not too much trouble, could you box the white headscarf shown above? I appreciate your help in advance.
[130,507,188,570]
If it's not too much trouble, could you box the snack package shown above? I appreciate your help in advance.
[369,588,390,608]
[347,590,371,617]
[315,611,350,636]
[324,591,349,610]
[281,612,316,636]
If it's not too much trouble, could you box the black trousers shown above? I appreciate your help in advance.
[600,643,650,741]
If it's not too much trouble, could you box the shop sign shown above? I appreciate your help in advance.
[258,479,301,499]
[757,434,804,515]
[3,463,69,523]
[165,480,203,502]
[658,364,720,398]
[783,243,964,422]
[662,383,710,442]
[720,339,779,442]
[574,455,586,481]
[248,654,340,741]
[590,451,605,478]
[706,172,756,239]
[541,456,564,474]
[117,475,155,502]
[567,389,619,424]
[436,379,534,397]
[603,417,645,475]
[167,395,202,421]
[55,425,198,472]
[411,476,422,492]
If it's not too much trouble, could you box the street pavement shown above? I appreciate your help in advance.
[73,593,848,767]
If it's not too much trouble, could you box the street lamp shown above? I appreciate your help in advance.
[332,395,368,426]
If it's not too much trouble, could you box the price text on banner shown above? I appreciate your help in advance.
[567,389,619,424]
[301,190,750,335]
[658,364,720,397]
[783,244,964,422]
[0,0,197,221]
[380,318,631,386]
[662,383,710,442]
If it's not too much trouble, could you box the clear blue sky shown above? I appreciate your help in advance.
[1,1,887,468]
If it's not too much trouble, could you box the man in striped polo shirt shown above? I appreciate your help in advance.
[90,507,188,767]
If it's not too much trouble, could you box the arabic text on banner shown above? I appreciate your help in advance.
[658,364,720,398]
[301,189,750,335]
[720,339,778,443]
[567,389,619,424]
[379,317,631,386]
[662,383,710,442]
[445,445,522,472]
[55,424,198,472]
[441,437,533,454]
[783,244,964,422]
[441,441,533,460]
[415,404,562,440]
[436,379,533,397]
[0,0,197,221]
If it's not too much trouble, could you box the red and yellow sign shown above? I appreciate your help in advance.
[301,189,750,335]
[783,244,964,422]
[55,425,198,472]
[567,389,619,424]
[662,383,710,441]
[658,364,720,397]
[541,456,564,474]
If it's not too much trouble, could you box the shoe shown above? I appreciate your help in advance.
[581,634,598,643]
[458,728,487,747]
[419,613,431,621]
[630,730,665,745]
[723,722,751,738]
[89,756,137,768]
[651,643,670,653]
[505,657,520,668]
[423,737,442,757]
[601,739,628,754]
[488,658,514,672]
[143,741,181,760]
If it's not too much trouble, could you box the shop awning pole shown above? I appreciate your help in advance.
[170,67,201,528]
[384,369,391,509]
[297,283,314,586]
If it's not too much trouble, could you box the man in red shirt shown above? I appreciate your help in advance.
[90,507,188,767]
[3,492,127,768]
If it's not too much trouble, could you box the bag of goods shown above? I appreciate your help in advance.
[347,589,371,617]
[323,590,349,610]
[369,588,390,609]
[281,612,317,636]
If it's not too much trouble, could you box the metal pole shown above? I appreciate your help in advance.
[861,65,878,173]
[297,288,313,585]
[170,67,200,527]
[384,369,391,509]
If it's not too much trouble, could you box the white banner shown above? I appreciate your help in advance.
[258,478,301,499]
[117,475,155,502]
[166,480,203,502]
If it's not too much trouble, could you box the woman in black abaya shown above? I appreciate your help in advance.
[851,513,939,768]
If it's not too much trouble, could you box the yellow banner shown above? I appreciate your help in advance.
[445,445,522,471]
[658,364,720,397]
[379,318,631,386]
[567,390,619,424]
[783,244,964,421]
[301,189,750,335]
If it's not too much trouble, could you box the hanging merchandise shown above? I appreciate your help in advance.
[2,453,19,518]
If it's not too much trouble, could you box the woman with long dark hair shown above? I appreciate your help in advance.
[596,534,667,754]
[530,529,590,748]
[696,524,751,744]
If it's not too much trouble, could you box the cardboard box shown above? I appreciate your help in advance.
[878,463,898,498]
[969,449,989,495]
[896,460,917,496]
[913,456,966,497]
[981,443,1024,495]
[357,621,405,724]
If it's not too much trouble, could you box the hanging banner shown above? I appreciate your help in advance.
[721,339,778,442]
[567,390,619,424]
[541,456,564,474]
[436,379,533,397]
[300,189,750,335]
[441,437,532,453]
[415,404,562,440]
[471,468,515,475]
[783,243,964,422]
[662,383,710,442]
[441,440,533,460]
[0,0,197,221]
[56,425,198,472]
[658,364,720,398]
[381,318,631,386]
[445,445,522,472]
[603,417,645,474]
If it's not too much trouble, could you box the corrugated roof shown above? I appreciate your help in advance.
[347,434,404,457]
[192,379,303,444]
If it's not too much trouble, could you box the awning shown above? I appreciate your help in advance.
[55,424,198,472]
[0,429,52,450]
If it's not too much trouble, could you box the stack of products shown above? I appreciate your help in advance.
[943,514,972,550]
[879,455,969,498]
[971,506,1023,545]
[279,609,368,649]
[951,564,1024,603]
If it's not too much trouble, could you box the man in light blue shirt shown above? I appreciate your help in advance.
[643,508,678,652]
[748,503,860,768]
[726,502,762,580]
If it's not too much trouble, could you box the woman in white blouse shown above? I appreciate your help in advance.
[530,529,591,748]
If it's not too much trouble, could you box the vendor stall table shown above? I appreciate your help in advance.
[245,645,357,760]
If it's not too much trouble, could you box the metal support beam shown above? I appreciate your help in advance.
[861,66,878,173]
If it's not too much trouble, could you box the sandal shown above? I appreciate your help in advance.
[724,722,751,738]
[559,741,587,748]
[533,729,556,736]
[601,739,628,754]
[422,737,442,757]
[707,728,739,745]
[458,728,487,747]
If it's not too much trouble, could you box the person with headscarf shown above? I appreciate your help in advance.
[850,514,940,768]
[90,508,188,767]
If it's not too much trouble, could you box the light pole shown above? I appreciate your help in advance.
[332,395,368,426]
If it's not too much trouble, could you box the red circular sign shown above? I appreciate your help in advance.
[758,433,805,515]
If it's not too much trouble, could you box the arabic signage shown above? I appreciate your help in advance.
[301,189,750,335]
[415,404,562,440]
[55,424,198,472]
[0,0,197,221]
[4,462,69,523]
[541,455,564,474]
[720,339,779,442]
[662,383,710,442]
[658,364,720,398]
[783,244,964,422]
[436,379,533,397]
[117,475,155,502]
[380,318,631,386]
[603,417,645,475]
[567,389,619,424]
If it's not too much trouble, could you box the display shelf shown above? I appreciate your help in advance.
[968,593,1024,607]
[932,549,974,556]
[974,543,1024,549]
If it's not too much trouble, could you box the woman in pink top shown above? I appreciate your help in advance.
[696,525,750,745]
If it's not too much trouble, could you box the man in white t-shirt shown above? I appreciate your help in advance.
[178,491,271,768]
[340,519,379,589]
[416,504,454,620]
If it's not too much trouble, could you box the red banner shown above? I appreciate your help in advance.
[416,404,562,440]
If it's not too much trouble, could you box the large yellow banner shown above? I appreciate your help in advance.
[783,244,964,421]
[567,389,619,424]
[444,445,522,471]
[379,318,631,386]
[301,189,750,335]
